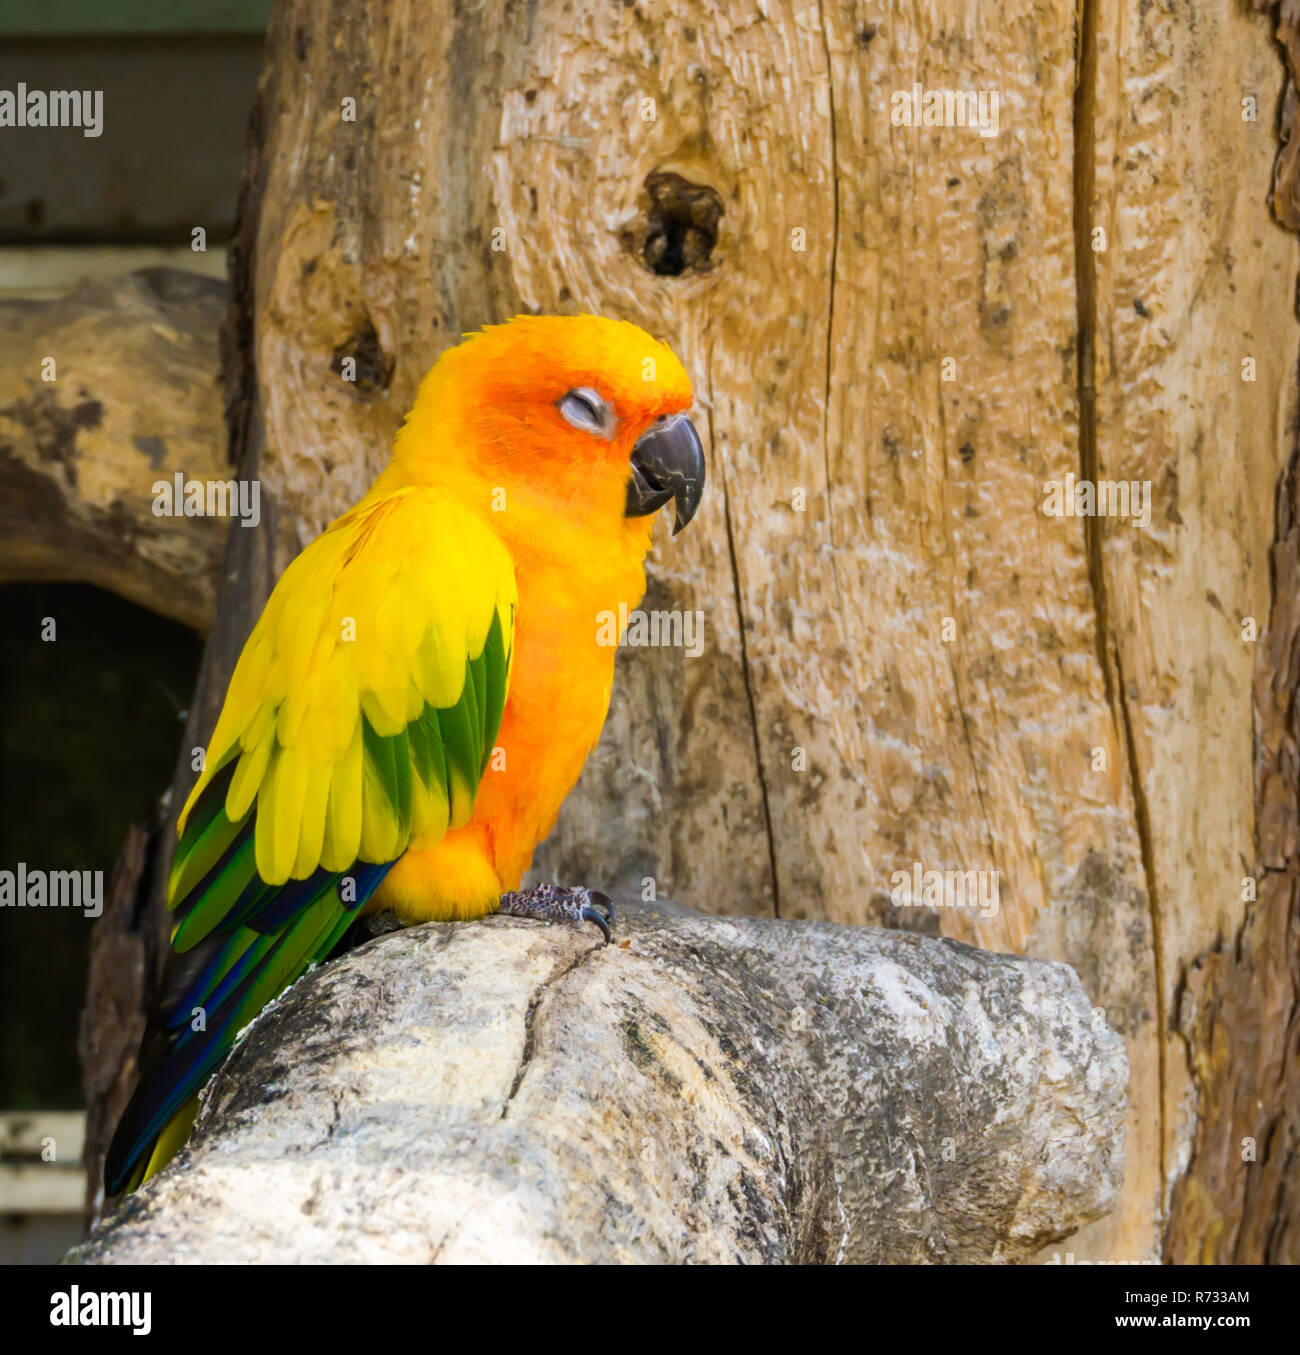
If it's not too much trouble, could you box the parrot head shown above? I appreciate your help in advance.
[389,314,705,550]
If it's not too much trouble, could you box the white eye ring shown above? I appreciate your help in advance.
[558,386,615,439]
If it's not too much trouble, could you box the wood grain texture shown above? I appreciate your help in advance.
[1156,0,1300,1266]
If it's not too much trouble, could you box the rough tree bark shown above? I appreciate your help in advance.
[78,0,1300,1261]
[70,909,1128,1265]
[1158,0,1300,1268]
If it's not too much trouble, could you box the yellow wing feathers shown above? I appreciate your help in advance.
[176,489,516,889]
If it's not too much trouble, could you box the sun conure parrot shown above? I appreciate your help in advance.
[104,314,705,1196]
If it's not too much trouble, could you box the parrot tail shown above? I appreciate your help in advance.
[118,1096,201,1194]
[103,858,392,1196]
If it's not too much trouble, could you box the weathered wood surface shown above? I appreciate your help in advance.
[72,909,1128,1265]
[0,269,229,631]
[1155,0,1300,1267]
[84,0,1297,1261]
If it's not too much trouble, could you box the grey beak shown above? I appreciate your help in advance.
[625,413,706,535]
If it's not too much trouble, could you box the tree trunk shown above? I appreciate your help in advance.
[84,0,1300,1262]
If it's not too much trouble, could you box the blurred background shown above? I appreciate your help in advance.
[0,0,267,1263]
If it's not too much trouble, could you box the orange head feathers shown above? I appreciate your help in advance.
[381,315,704,560]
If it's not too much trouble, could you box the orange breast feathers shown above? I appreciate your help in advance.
[369,315,697,922]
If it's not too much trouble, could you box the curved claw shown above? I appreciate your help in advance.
[580,904,612,945]
[497,885,615,944]
[586,890,615,924]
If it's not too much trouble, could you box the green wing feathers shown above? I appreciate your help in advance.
[105,489,515,1194]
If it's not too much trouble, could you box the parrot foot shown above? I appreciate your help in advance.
[497,884,615,945]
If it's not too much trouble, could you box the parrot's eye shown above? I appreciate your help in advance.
[558,386,615,439]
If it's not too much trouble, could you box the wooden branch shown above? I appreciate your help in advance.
[70,910,1127,1264]
[77,823,152,1226]
[0,268,229,631]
